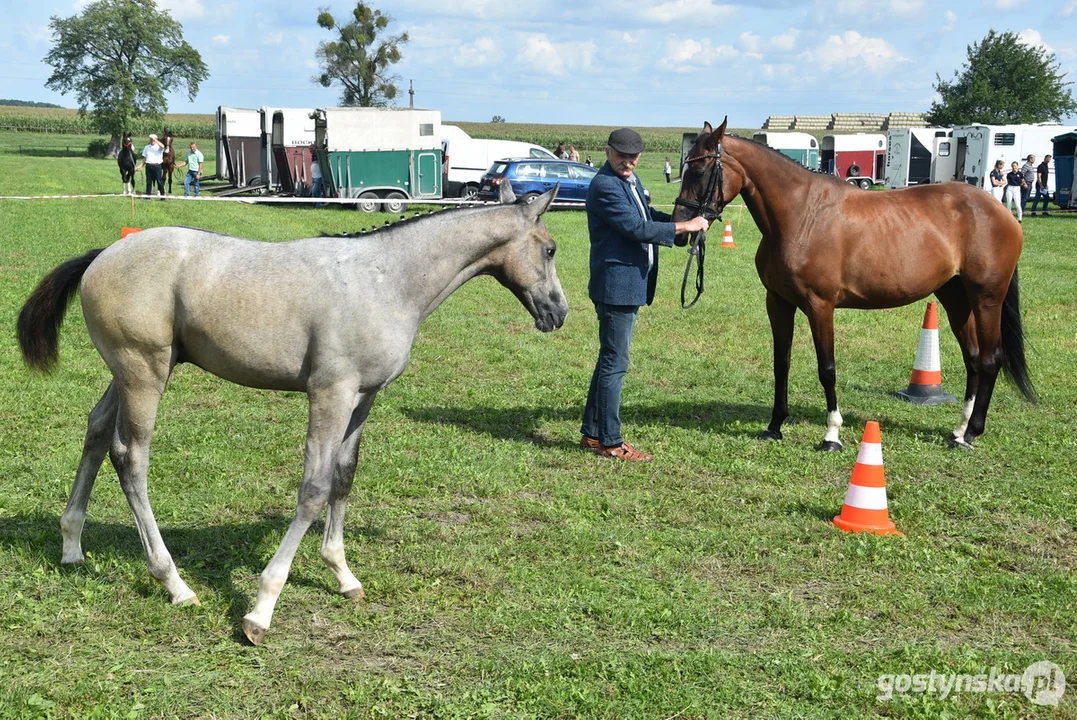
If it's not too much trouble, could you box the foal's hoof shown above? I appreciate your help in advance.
[818,441,843,453]
[759,429,783,442]
[242,618,268,646]
[948,436,974,451]
[343,586,366,603]
[176,595,201,607]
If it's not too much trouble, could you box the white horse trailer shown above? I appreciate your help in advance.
[884,128,952,187]
[215,106,262,187]
[751,131,820,170]
[951,123,1077,188]
[259,107,316,193]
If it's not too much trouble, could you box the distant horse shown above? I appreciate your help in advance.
[16,182,567,645]
[117,133,136,195]
[161,129,177,194]
[673,119,1034,450]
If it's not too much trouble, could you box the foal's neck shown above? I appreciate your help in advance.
[726,135,815,241]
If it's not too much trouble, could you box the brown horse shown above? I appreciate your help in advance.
[161,129,176,194]
[673,119,1035,450]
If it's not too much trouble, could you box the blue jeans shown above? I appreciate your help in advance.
[1032,186,1050,213]
[311,177,324,208]
[183,170,200,196]
[580,302,639,447]
[145,164,163,195]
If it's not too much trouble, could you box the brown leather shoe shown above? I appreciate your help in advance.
[597,441,653,462]
[579,435,601,450]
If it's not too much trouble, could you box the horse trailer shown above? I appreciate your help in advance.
[215,106,263,187]
[951,123,1077,189]
[1051,131,1077,209]
[884,127,953,187]
[752,131,820,170]
[259,107,316,194]
[821,133,886,189]
[313,107,443,212]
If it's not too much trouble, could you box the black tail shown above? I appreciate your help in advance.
[1000,266,1037,403]
[16,249,106,373]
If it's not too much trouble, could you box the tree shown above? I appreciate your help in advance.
[491,115,507,123]
[314,3,409,107]
[926,29,1077,126]
[43,0,207,157]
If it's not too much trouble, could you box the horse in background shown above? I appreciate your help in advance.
[674,119,1034,451]
[117,133,136,195]
[161,129,177,194]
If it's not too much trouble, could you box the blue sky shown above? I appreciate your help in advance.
[3,0,1077,128]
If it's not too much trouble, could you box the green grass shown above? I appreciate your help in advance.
[0,132,1075,719]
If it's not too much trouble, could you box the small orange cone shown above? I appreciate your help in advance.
[895,302,957,405]
[833,421,902,536]
[720,220,735,248]
[120,227,142,238]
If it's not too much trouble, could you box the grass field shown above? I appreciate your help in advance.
[0,130,1075,719]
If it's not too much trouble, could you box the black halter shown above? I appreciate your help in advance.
[674,142,725,309]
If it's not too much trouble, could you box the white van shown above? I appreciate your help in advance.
[951,123,1077,188]
[442,125,556,198]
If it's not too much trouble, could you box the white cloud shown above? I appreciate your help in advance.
[942,10,957,31]
[454,37,503,68]
[263,32,284,46]
[739,32,760,53]
[658,34,738,72]
[804,31,908,73]
[159,0,205,21]
[1060,0,1077,16]
[639,0,735,24]
[770,29,799,51]
[982,0,1028,8]
[212,34,230,47]
[1017,29,1052,53]
[515,35,596,77]
[826,0,925,18]
[20,24,51,45]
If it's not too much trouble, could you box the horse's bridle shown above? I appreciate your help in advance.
[674,141,725,309]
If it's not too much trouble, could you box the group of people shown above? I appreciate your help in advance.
[134,133,204,197]
[554,142,582,163]
[989,153,1052,222]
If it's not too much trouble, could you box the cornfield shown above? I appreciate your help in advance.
[0,107,215,138]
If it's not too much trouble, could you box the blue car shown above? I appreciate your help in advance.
[477,157,598,206]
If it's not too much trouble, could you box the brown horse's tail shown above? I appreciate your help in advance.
[1000,266,1037,403]
[16,249,105,373]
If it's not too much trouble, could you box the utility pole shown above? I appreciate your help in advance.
[409,80,414,109]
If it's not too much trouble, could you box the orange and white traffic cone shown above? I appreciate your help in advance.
[120,227,142,239]
[894,302,957,405]
[720,220,735,248]
[833,421,902,536]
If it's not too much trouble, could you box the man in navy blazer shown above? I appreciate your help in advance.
[580,128,710,461]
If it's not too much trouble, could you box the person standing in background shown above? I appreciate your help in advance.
[1019,154,1036,215]
[1004,161,1025,222]
[664,156,672,183]
[988,160,1006,202]
[135,133,165,197]
[310,145,325,208]
[1031,154,1052,216]
[569,145,580,163]
[177,142,204,197]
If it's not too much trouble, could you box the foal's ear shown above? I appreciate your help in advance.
[523,184,558,219]
[498,179,516,204]
[703,117,729,151]
[702,121,713,134]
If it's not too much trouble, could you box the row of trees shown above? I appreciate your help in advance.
[40,2,1077,158]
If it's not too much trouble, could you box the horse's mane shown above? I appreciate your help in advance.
[319,203,503,239]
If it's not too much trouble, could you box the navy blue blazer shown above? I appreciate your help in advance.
[586,162,675,307]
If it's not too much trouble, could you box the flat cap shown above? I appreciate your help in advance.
[607,128,644,154]
[148,133,158,139]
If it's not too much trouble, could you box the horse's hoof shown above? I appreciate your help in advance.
[948,436,974,451]
[242,617,267,646]
[342,586,366,603]
[760,429,783,442]
[176,595,201,606]
[818,441,843,452]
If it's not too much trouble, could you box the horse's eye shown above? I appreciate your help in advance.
[545,246,556,259]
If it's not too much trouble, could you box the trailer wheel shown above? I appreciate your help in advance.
[356,191,379,213]
[459,183,479,200]
[384,191,408,214]
[848,163,861,177]
[859,178,873,190]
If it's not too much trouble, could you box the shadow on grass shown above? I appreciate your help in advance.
[0,147,92,158]
[403,400,951,448]
[0,512,387,643]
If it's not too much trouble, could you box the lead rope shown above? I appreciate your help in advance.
[680,228,706,310]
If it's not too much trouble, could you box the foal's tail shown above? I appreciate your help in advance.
[16,249,105,373]
[1000,266,1037,403]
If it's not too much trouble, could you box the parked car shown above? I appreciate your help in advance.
[476,158,598,206]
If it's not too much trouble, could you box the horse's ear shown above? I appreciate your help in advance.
[716,117,728,139]
[523,184,558,219]
[702,122,713,134]
[498,179,516,204]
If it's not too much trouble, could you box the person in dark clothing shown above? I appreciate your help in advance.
[1031,155,1052,216]
[1004,161,1025,222]
[579,128,710,461]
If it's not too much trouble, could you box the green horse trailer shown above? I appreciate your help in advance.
[752,132,820,170]
[312,107,443,212]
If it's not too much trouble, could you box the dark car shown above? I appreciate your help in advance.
[476,157,599,206]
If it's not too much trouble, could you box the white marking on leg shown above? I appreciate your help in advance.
[952,396,975,439]
[823,408,843,446]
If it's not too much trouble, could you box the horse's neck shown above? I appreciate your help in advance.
[727,136,813,242]
[347,209,518,322]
